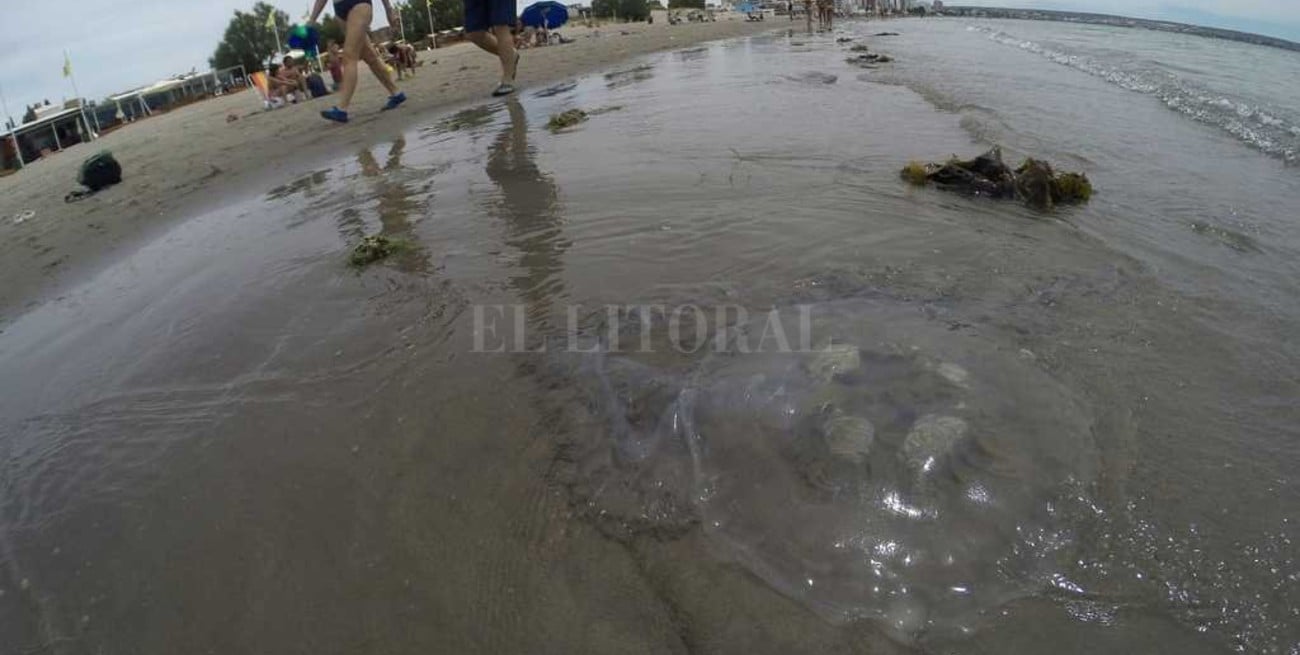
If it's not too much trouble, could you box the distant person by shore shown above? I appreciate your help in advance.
[463,0,520,96]
[309,0,407,123]
[387,42,417,79]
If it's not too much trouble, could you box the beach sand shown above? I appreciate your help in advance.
[0,18,772,323]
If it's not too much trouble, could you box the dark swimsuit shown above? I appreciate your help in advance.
[334,0,372,20]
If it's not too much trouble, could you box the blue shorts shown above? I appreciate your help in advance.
[463,0,516,32]
[334,0,371,21]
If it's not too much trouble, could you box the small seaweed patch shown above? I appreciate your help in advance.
[901,161,930,186]
[349,235,415,267]
[547,109,590,132]
[1051,172,1093,204]
[849,44,871,53]
[847,53,893,66]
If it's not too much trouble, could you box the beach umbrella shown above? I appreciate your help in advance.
[288,23,322,59]
[521,1,569,29]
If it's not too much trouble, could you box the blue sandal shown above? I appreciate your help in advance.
[381,92,407,111]
[320,107,349,123]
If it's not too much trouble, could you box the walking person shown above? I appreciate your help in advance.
[309,0,407,124]
[463,0,520,96]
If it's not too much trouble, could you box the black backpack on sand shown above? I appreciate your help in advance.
[66,151,122,203]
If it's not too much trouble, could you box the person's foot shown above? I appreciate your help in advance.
[491,83,516,97]
[321,107,349,123]
[381,92,407,111]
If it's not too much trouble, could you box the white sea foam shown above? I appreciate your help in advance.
[969,24,1300,163]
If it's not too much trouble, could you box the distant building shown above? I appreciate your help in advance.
[932,0,943,11]
[2,65,251,173]
[1,103,95,171]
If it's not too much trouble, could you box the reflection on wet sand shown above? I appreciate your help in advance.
[354,138,432,273]
[485,99,570,339]
[3,25,1298,655]
[266,169,331,201]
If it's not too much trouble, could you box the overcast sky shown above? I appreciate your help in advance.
[1,0,1297,117]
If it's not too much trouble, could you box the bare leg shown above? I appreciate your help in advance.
[360,44,401,95]
[336,5,400,111]
[468,28,517,84]
[469,30,500,55]
[335,6,371,111]
[492,25,517,84]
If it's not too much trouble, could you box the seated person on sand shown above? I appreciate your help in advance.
[326,41,345,91]
[269,57,307,104]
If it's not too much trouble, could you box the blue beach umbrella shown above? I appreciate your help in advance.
[288,24,322,59]
[521,1,570,29]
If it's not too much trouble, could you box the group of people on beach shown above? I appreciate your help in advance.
[268,56,310,103]
[308,0,520,125]
[514,21,570,50]
[787,0,835,30]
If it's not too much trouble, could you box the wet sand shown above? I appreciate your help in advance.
[0,18,772,323]
[2,18,1297,655]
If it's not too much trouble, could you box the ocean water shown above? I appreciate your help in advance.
[961,20,1300,163]
[1,18,1298,655]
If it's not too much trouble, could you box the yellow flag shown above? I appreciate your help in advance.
[62,52,72,78]
[265,11,277,29]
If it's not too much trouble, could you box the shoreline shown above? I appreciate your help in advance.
[0,18,775,324]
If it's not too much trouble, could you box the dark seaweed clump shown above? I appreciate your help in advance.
[547,109,589,132]
[902,147,1093,210]
[349,235,414,267]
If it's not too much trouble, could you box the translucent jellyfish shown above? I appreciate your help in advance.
[547,299,1099,642]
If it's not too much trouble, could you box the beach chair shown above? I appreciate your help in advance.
[248,71,279,110]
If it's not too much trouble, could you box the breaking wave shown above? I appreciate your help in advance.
[968,25,1300,163]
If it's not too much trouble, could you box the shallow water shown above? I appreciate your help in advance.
[2,19,1299,654]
